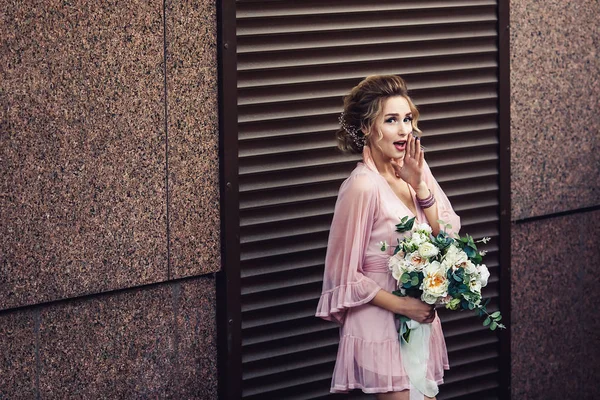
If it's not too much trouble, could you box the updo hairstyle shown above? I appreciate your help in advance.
[336,75,422,154]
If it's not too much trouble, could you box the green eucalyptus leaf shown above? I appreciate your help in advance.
[491,311,501,318]
[401,273,410,283]
[483,317,491,326]
[490,321,498,331]
[464,246,476,258]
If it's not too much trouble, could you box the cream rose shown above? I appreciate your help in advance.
[421,261,448,304]
[388,253,404,281]
[442,245,468,270]
[406,251,428,272]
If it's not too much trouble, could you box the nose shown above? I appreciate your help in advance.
[398,123,411,136]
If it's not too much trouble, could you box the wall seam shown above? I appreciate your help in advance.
[514,204,600,224]
[0,274,211,317]
[163,0,171,280]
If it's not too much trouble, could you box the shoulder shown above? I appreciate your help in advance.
[341,164,380,194]
[336,165,381,214]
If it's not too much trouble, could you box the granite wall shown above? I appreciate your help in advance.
[510,0,600,398]
[0,0,220,398]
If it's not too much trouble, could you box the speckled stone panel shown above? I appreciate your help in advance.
[0,309,37,399]
[510,0,600,220]
[37,277,216,399]
[176,277,218,399]
[0,0,167,310]
[166,0,221,278]
[511,210,600,399]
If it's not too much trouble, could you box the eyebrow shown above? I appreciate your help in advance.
[384,112,412,117]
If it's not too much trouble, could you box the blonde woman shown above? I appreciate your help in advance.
[316,75,461,400]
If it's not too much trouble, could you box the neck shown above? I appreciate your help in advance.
[367,145,396,178]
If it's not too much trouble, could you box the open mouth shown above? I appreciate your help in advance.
[394,141,407,151]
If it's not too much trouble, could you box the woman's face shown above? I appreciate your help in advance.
[366,95,413,161]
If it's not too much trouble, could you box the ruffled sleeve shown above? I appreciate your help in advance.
[316,172,382,325]
[422,160,461,236]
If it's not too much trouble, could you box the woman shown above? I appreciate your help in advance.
[315,75,461,400]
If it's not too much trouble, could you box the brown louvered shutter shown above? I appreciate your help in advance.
[231,1,507,399]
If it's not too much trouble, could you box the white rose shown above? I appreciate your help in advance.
[421,292,439,305]
[478,264,490,287]
[414,223,432,234]
[421,261,448,304]
[469,279,482,294]
[418,242,439,258]
[410,232,426,246]
[464,260,477,275]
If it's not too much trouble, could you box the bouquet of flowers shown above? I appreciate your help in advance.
[381,216,505,342]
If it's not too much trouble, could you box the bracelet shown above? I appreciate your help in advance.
[416,190,436,209]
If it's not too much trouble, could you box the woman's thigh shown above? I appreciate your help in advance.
[376,392,436,400]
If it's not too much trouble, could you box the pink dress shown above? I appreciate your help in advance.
[315,147,461,394]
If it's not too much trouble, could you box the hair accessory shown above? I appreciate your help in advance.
[339,111,365,150]
[416,190,436,209]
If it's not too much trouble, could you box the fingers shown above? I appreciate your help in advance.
[423,308,436,324]
[407,134,416,159]
[418,140,425,168]
[413,136,421,160]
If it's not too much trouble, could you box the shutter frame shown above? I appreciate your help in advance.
[219,1,512,398]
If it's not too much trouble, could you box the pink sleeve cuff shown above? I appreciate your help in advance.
[315,275,381,324]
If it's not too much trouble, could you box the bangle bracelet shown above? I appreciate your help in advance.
[416,190,436,209]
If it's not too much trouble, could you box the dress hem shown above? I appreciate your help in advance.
[331,378,445,394]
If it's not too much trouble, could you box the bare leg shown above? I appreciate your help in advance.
[376,391,436,400]
[376,391,409,400]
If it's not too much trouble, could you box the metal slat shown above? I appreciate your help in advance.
[238,38,498,71]
[237,1,496,19]
[237,24,497,55]
[238,86,497,123]
[238,55,498,88]
[239,70,498,111]
[237,6,497,36]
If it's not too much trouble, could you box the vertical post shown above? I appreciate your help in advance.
[497,0,512,398]
[216,0,241,399]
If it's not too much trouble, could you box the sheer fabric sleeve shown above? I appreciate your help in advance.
[423,160,461,236]
[316,173,382,325]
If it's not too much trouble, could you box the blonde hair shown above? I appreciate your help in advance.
[336,75,422,154]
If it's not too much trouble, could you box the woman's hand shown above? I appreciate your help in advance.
[397,296,436,324]
[391,134,425,191]
[370,290,435,324]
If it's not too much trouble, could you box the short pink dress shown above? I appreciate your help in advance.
[315,147,461,394]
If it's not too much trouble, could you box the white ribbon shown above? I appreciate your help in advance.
[400,320,439,400]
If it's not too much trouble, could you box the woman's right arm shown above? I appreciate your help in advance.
[370,290,436,323]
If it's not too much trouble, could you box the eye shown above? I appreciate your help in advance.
[403,116,413,123]
[385,117,397,123]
